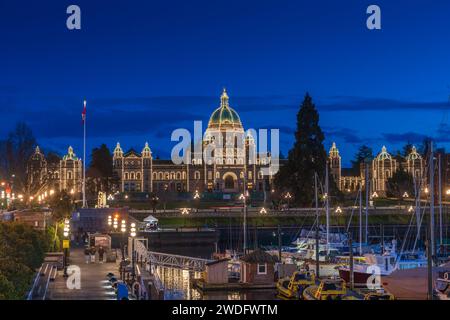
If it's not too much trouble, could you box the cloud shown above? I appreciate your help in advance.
[319,96,449,112]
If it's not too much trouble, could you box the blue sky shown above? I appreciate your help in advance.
[1,0,449,166]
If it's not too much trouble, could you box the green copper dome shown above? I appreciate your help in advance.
[207,89,243,130]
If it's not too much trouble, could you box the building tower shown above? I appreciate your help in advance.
[328,142,341,189]
[372,146,397,194]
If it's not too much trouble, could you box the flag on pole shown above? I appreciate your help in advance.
[82,100,87,123]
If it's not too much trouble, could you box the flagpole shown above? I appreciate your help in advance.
[83,100,87,208]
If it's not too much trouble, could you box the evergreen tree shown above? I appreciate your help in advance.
[386,164,414,199]
[274,93,327,207]
[87,144,117,195]
[351,145,373,173]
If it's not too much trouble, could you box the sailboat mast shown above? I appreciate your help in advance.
[325,162,330,253]
[365,163,369,244]
[315,172,320,278]
[438,153,443,246]
[359,184,363,255]
[429,142,435,258]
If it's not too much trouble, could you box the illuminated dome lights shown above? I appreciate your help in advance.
[406,146,422,161]
[207,88,243,131]
[376,146,392,161]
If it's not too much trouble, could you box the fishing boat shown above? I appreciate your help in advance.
[276,270,315,299]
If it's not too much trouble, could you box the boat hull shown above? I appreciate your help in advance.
[338,269,372,287]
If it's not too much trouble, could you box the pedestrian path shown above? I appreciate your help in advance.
[49,247,120,300]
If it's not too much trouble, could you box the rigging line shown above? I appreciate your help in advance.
[346,187,361,232]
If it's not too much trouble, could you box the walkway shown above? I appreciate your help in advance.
[49,247,119,300]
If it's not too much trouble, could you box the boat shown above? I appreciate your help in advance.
[302,278,362,300]
[435,271,450,300]
[338,240,427,287]
[363,292,395,300]
[276,270,315,299]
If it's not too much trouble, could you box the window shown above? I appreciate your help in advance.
[124,172,129,180]
[194,171,201,180]
[208,171,212,180]
[67,171,72,180]
[136,172,141,180]
[257,263,267,275]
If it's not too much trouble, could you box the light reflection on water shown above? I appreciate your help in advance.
[155,265,276,300]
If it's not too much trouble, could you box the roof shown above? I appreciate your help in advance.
[240,249,279,264]
[206,258,229,266]
[207,89,243,131]
[143,215,158,222]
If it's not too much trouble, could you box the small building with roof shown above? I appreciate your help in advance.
[240,249,279,285]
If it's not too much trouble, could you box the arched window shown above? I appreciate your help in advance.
[170,172,175,180]
[124,172,129,180]
[165,172,170,180]
[176,172,181,180]
[152,172,157,180]
[158,172,164,180]
[67,171,72,180]
[130,172,135,180]
[54,171,59,179]
[216,172,220,179]
[194,171,201,180]
[182,171,186,179]
[136,172,141,180]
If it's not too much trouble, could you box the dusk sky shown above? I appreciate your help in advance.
[1,0,449,166]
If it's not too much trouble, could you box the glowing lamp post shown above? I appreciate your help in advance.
[260,207,267,214]
[113,215,118,231]
[335,206,343,214]
[284,192,292,211]
[130,223,137,281]
[63,218,70,277]
[193,190,200,213]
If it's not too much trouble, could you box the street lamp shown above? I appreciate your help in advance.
[193,189,200,213]
[335,206,342,214]
[284,192,292,211]
[107,215,112,228]
[130,222,136,281]
[113,215,118,230]
[408,205,414,213]
[63,218,70,278]
[446,189,450,196]
[260,207,267,214]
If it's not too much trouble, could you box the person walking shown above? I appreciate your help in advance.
[90,246,96,263]
[84,247,90,264]
[98,246,105,263]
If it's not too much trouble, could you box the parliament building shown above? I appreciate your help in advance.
[112,89,274,194]
[329,143,426,195]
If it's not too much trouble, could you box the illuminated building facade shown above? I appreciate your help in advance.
[329,143,426,195]
[113,89,274,194]
[27,146,83,195]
